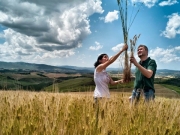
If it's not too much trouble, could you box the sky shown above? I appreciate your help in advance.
[0,0,180,70]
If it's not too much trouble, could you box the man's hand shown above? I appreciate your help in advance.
[130,56,138,66]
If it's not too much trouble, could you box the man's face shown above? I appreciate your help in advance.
[137,46,147,58]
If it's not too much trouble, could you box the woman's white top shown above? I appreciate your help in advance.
[93,69,110,98]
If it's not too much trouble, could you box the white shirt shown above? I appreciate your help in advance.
[93,69,110,98]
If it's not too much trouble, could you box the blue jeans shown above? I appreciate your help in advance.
[131,89,155,103]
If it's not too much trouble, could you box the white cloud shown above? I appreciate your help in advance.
[104,10,119,23]
[99,17,104,21]
[111,43,132,68]
[0,0,104,62]
[112,43,124,52]
[0,32,4,38]
[111,46,180,69]
[149,47,180,63]
[175,46,180,51]
[131,0,158,8]
[161,13,180,38]
[89,41,103,50]
[159,0,178,6]
[0,29,76,63]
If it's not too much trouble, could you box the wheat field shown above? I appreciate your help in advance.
[0,87,180,135]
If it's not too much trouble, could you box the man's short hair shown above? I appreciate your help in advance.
[138,44,148,53]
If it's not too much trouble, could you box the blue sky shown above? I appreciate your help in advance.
[0,0,180,70]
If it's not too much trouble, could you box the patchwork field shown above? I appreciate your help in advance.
[43,73,82,78]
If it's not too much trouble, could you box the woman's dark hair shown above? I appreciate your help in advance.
[94,53,107,68]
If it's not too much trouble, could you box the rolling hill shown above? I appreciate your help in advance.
[0,61,180,77]
[0,61,92,73]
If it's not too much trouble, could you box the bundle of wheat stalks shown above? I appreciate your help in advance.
[117,0,141,82]
[130,34,140,68]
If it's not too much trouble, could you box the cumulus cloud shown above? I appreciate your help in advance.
[161,13,180,38]
[0,29,76,63]
[89,41,103,50]
[104,10,119,23]
[110,45,180,69]
[175,46,180,50]
[149,46,180,63]
[99,17,104,21]
[111,43,131,67]
[159,0,178,6]
[131,0,158,8]
[112,43,124,52]
[0,0,104,62]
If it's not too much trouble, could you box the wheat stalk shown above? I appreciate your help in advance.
[117,0,141,82]
[129,34,140,70]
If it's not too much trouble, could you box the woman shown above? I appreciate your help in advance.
[93,44,128,100]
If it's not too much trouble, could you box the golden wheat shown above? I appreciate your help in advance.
[0,91,180,135]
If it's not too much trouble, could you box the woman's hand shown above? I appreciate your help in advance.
[121,44,128,52]
[118,79,130,84]
[115,79,124,84]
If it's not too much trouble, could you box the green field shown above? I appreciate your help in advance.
[45,77,95,92]
[160,84,180,94]
[0,72,53,91]
[0,71,180,96]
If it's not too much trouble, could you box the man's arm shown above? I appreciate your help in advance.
[130,56,154,78]
[135,63,153,78]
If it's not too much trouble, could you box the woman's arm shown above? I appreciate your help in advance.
[97,44,128,72]
[109,77,123,85]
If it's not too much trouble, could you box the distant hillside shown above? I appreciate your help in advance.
[58,65,94,71]
[52,66,180,77]
[0,61,180,76]
[59,65,125,73]
[156,69,180,77]
[0,61,92,73]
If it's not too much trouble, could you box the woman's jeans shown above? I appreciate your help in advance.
[131,89,155,103]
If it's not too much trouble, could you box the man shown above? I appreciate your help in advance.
[130,45,157,103]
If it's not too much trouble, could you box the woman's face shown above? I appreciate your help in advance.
[100,55,109,63]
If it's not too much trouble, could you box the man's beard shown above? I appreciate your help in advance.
[138,53,143,58]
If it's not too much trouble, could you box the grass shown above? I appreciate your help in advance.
[44,77,134,92]
[0,90,180,135]
[45,77,95,92]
